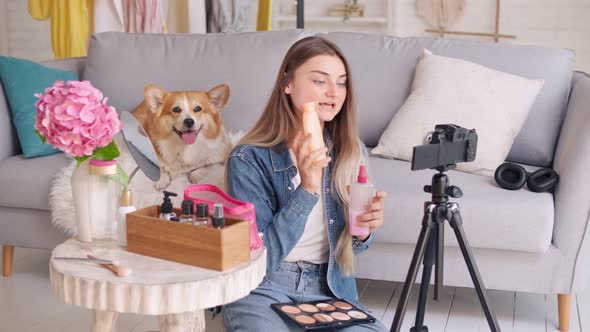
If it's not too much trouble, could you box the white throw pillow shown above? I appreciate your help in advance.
[372,50,544,176]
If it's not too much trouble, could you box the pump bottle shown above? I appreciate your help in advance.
[212,203,225,229]
[349,165,375,236]
[159,191,178,221]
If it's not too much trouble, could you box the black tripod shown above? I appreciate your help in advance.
[390,165,501,332]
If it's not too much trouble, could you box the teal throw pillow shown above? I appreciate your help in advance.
[0,56,78,158]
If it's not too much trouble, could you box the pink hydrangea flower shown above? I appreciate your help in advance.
[34,80,121,158]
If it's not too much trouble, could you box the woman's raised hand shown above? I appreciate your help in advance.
[292,132,331,194]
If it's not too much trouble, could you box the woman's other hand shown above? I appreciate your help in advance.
[354,190,387,241]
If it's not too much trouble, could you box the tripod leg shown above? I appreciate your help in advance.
[447,203,501,332]
[434,223,444,301]
[412,230,437,332]
[391,204,436,332]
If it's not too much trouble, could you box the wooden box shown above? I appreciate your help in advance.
[126,205,250,271]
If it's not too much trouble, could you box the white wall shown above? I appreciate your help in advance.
[0,0,588,72]
[392,0,590,72]
[1,0,53,62]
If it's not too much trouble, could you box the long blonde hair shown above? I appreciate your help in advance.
[237,36,362,275]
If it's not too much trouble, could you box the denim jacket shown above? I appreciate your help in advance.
[226,136,375,308]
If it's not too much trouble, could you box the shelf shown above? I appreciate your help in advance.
[275,15,387,24]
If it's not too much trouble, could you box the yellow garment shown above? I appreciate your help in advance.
[28,0,89,59]
[27,0,51,20]
[257,0,272,31]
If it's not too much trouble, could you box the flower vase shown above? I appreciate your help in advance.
[71,160,121,242]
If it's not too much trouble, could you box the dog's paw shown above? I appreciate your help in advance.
[154,176,172,191]
[153,180,169,191]
[188,169,207,184]
[154,171,173,191]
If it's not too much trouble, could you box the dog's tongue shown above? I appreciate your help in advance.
[182,132,197,144]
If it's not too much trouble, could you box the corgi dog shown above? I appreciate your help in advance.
[131,83,231,190]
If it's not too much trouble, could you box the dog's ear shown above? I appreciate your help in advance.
[144,84,166,112]
[207,84,230,113]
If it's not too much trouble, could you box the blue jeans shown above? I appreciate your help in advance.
[222,261,387,332]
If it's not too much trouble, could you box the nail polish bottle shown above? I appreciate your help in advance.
[193,203,210,226]
[179,199,195,224]
[212,203,225,229]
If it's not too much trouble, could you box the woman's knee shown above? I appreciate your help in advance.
[222,300,295,332]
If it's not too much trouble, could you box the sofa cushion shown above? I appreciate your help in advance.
[0,153,71,210]
[0,56,78,158]
[372,50,544,176]
[369,154,554,253]
[84,30,313,133]
[324,32,574,167]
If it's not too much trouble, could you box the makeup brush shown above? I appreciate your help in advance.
[54,257,117,265]
[87,254,132,278]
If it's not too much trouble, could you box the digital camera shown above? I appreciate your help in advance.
[411,124,478,171]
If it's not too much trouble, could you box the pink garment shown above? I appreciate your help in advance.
[125,0,165,33]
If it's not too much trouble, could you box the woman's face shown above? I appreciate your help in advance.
[285,55,347,125]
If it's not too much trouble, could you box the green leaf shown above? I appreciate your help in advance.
[111,164,130,190]
[92,141,121,161]
[75,155,90,166]
[35,129,46,144]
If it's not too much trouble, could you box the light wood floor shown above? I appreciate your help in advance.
[1,247,589,331]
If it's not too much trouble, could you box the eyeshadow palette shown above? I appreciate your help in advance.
[271,299,376,330]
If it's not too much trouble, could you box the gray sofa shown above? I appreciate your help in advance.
[1,30,588,331]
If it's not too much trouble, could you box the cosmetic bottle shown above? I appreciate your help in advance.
[302,102,325,153]
[193,203,210,226]
[159,191,178,221]
[212,203,225,229]
[117,189,136,247]
[349,165,375,237]
[179,199,196,224]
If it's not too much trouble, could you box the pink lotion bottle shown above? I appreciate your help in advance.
[349,165,375,237]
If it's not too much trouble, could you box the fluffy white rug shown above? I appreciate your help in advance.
[49,132,243,236]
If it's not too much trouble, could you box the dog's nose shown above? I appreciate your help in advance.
[184,118,195,128]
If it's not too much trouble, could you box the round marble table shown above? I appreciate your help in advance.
[49,239,266,332]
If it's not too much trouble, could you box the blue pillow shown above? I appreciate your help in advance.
[0,56,78,158]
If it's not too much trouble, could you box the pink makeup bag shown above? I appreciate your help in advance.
[184,184,263,251]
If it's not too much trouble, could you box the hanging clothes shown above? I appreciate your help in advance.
[92,0,206,34]
[92,0,125,33]
[167,0,206,33]
[207,0,251,33]
[27,0,89,59]
[124,0,167,33]
[185,0,207,33]
[257,0,272,31]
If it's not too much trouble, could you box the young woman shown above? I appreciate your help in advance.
[223,36,387,331]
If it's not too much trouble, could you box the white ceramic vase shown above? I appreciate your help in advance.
[71,160,121,242]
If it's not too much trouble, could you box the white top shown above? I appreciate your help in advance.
[49,239,266,315]
[284,172,330,264]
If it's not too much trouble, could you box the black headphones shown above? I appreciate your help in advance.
[494,162,559,193]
